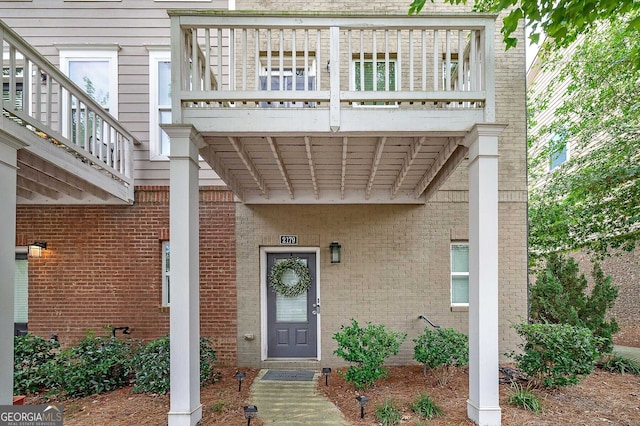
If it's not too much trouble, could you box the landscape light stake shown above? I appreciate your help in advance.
[356,395,369,419]
[322,367,331,386]
[243,405,258,425]
[235,371,246,392]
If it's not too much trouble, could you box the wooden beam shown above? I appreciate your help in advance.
[392,136,425,198]
[228,136,268,197]
[18,162,83,199]
[414,137,459,198]
[266,136,294,199]
[422,145,467,201]
[340,137,348,200]
[17,187,34,200]
[365,136,387,199]
[199,145,245,202]
[304,136,319,199]
[17,175,60,200]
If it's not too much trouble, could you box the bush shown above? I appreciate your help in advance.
[411,392,442,420]
[413,327,468,385]
[530,253,619,353]
[333,319,406,390]
[509,322,600,388]
[507,382,541,413]
[131,335,219,394]
[13,334,60,395]
[53,333,132,397]
[375,399,402,426]
[597,354,640,375]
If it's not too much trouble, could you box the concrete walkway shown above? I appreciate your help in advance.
[249,370,349,425]
[614,345,640,362]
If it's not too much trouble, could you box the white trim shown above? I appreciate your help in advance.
[149,50,172,160]
[450,241,469,307]
[162,240,170,307]
[260,246,321,362]
[59,48,119,118]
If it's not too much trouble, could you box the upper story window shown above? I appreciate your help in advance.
[352,57,397,106]
[450,242,469,306]
[549,132,569,170]
[59,48,119,118]
[258,58,316,108]
[149,50,171,159]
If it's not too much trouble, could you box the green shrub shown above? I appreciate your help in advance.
[509,322,600,388]
[413,327,468,385]
[375,399,402,426]
[131,335,219,394]
[410,392,442,419]
[597,354,640,375]
[53,334,132,397]
[333,319,406,390]
[507,383,541,413]
[530,253,619,353]
[13,334,60,395]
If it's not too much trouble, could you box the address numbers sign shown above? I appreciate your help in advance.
[279,235,298,245]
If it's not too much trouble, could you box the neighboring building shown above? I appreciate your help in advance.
[1,1,527,425]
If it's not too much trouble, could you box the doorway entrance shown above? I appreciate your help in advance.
[262,249,319,359]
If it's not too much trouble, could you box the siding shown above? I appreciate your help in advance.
[0,0,228,186]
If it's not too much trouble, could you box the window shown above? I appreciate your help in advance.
[162,241,170,307]
[450,243,469,306]
[353,58,396,106]
[258,61,316,108]
[15,252,28,335]
[149,51,172,159]
[59,48,119,118]
[549,131,569,170]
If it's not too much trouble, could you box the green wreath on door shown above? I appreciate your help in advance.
[268,257,311,297]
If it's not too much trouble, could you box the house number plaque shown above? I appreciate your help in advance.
[279,235,298,245]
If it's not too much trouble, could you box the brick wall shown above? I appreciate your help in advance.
[15,186,238,365]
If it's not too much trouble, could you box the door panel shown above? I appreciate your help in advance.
[267,252,317,358]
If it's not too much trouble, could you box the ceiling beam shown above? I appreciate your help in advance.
[228,136,268,198]
[199,145,245,201]
[18,163,83,199]
[414,137,460,198]
[304,136,319,199]
[392,136,425,198]
[17,175,60,200]
[17,187,34,200]
[340,137,348,200]
[422,145,468,201]
[365,136,387,200]
[266,136,294,199]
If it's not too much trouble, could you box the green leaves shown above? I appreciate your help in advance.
[333,319,407,390]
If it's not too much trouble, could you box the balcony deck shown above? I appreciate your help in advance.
[1,20,137,205]
[169,11,497,203]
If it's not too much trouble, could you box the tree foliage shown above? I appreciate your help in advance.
[408,0,640,65]
[528,13,640,256]
[530,253,619,353]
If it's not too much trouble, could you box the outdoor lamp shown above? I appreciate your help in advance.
[243,405,258,425]
[355,395,369,419]
[28,241,47,258]
[322,367,331,386]
[329,241,341,263]
[235,371,246,392]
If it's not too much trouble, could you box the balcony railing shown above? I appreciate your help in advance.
[169,11,497,127]
[1,20,136,192]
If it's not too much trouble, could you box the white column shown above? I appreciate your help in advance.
[0,133,28,404]
[165,125,202,426]
[465,123,504,426]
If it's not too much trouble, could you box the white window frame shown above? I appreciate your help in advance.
[162,241,170,307]
[351,57,398,107]
[450,242,469,307]
[149,50,172,160]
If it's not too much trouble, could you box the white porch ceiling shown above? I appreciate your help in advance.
[198,132,468,204]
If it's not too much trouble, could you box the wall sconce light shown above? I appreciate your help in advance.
[355,395,369,419]
[235,371,246,392]
[243,405,258,425]
[322,367,331,386]
[28,241,47,258]
[329,241,341,264]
